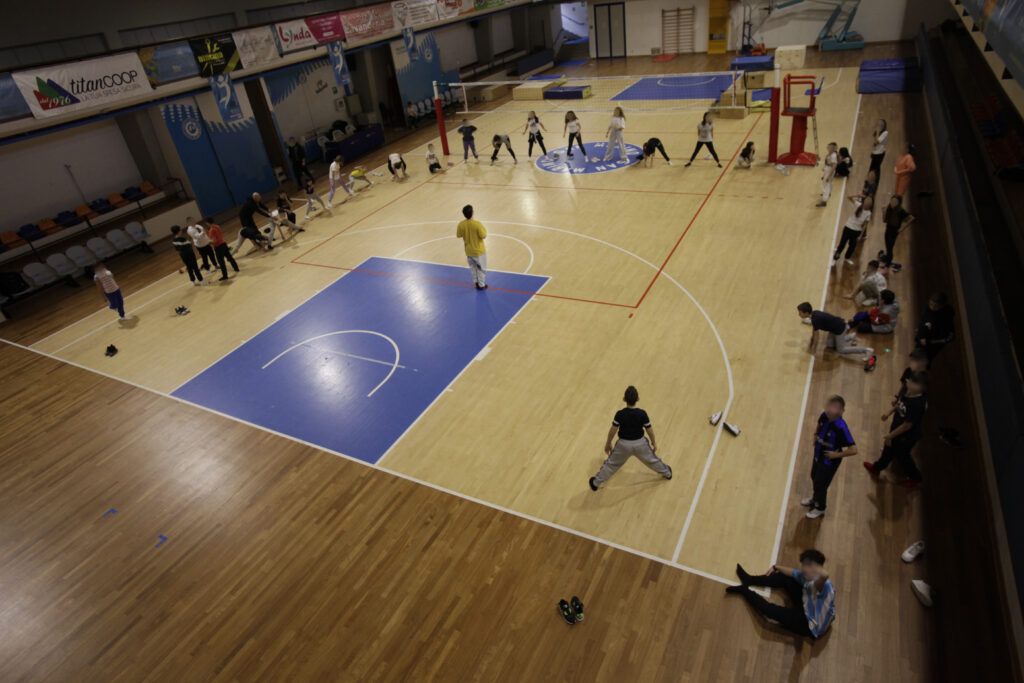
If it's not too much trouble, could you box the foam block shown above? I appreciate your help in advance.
[744,70,770,89]
[775,45,806,69]
[543,85,591,100]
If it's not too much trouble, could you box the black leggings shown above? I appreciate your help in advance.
[388,159,407,175]
[833,227,862,260]
[214,243,238,277]
[179,255,203,282]
[873,437,922,481]
[196,244,216,270]
[568,132,586,156]
[869,152,885,177]
[810,457,840,511]
[736,572,813,637]
[648,141,670,162]
[883,226,899,261]
[689,141,719,163]
[527,132,547,156]
[491,142,516,161]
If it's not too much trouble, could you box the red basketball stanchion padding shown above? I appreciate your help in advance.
[768,87,781,163]
[433,81,449,157]
[770,73,818,166]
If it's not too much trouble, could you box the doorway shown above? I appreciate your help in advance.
[593,2,626,58]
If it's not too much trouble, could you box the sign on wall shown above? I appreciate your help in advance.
[189,34,241,77]
[233,27,282,69]
[327,42,353,94]
[436,0,475,19]
[393,0,440,29]
[340,4,397,42]
[209,74,243,123]
[274,13,346,53]
[12,52,152,120]
[390,31,441,108]
[138,41,200,85]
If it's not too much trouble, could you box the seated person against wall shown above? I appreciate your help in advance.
[848,289,899,334]
[406,101,420,127]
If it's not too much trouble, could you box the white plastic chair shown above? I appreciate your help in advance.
[22,262,59,288]
[66,245,98,269]
[106,228,137,251]
[45,253,78,278]
[125,221,151,244]
[86,237,117,260]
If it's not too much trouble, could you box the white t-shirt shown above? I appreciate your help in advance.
[329,160,341,180]
[186,223,210,247]
[426,150,439,164]
[823,151,838,180]
[389,153,403,165]
[527,118,541,134]
[93,269,118,293]
[609,116,625,132]
[698,121,714,142]
[566,119,580,134]
[872,130,888,155]
[844,203,872,231]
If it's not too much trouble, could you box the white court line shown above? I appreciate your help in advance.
[769,92,863,568]
[394,233,535,273]
[261,330,401,398]
[656,77,715,88]
[333,219,736,564]
[0,304,737,587]
[819,68,843,92]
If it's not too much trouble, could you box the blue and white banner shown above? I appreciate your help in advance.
[390,31,440,110]
[402,28,420,62]
[209,74,243,123]
[327,41,352,95]
[0,73,31,122]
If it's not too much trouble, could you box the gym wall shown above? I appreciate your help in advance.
[435,22,477,73]
[0,120,142,228]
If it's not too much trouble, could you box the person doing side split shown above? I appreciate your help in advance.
[589,385,672,490]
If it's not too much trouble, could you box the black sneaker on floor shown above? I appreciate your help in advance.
[558,599,576,625]
[571,596,584,622]
[588,477,599,491]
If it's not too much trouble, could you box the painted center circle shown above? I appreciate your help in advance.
[534,143,642,174]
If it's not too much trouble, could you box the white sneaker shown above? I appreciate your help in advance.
[667,160,673,166]
[844,259,855,266]
[902,541,925,563]
[911,579,933,607]
[800,497,813,507]
[805,508,825,519]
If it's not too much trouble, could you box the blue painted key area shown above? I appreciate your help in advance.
[612,74,738,101]
[173,257,548,463]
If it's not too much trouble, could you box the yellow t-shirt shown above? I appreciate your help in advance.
[456,218,487,257]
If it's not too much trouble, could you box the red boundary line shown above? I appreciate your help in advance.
[632,112,765,308]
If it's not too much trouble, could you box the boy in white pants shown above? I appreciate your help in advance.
[817,142,838,207]
[590,385,673,490]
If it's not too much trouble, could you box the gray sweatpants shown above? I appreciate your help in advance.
[603,130,627,161]
[827,325,873,360]
[467,254,486,287]
[594,437,671,485]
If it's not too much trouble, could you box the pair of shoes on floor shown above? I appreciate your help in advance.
[725,564,754,594]
[864,354,877,372]
[557,596,585,625]
[799,497,825,518]
[475,283,488,290]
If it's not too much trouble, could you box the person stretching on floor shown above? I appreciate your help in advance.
[737,141,755,169]
[426,144,445,174]
[726,549,836,638]
[640,138,672,167]
[685,111,721,167]
[388,152,408,181]
[589,385,672,490]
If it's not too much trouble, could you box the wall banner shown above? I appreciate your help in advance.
[339,5,396,42]
[393,0,440,29]
[274,13,345,54]
[402,28,420,62]
[326,42,353,94]
[0,73,31,122]
[390,31,441,108]
[233,27,281,69]
[209,74,243,123]
[474,0,507,8]
[189,34,241,77]
[138,41,199,85]
[12,52,152,120]
[436,0,475,19]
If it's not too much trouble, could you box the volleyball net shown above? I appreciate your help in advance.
[435,70,749,116]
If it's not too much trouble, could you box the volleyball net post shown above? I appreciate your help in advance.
[433,81,450,157]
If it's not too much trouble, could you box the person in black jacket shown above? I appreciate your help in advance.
[171,225,204,285]
[232,193,274,255]
[287,137,314,187]
[915,292,954,364]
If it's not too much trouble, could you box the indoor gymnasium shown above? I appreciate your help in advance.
[0,0,1022,681]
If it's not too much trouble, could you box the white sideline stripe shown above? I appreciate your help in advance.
[769,92,864,570]
[331,220,735,566]
[1,308,735,588]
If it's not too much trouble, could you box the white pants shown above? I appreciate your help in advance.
[305,194,327,217]
[821,176,833,201]
[594,437,671,484]
[467,254,486,287]
[603,130,627,161]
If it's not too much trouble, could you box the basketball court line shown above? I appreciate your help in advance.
[395,233,536,273]
[426,179,711,197]
[769,92,864,568]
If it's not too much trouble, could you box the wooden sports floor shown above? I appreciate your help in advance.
[1,45,1017,681]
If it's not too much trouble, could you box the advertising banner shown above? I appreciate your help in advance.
[436,0,475,19]
[138,41,199,85]
[340,4,396,42]
[189,34,241,77]
[274,13,345,53]
[474,0,507,8]
[392,0,439,29]
[326,42,353,94]
[390,31,441,109]
[209,73,243,123]
[12,52,152,119]
[232,26,281,69]
[0,73,32,122]
[402,28,420,61]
